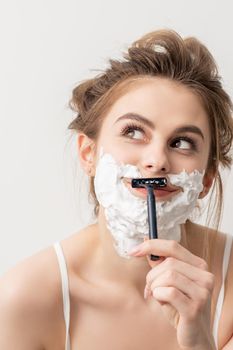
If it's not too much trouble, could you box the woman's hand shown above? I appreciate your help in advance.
[128,239,216,350]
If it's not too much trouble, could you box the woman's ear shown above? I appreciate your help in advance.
[198,169,215,199]
[77,133,96,176]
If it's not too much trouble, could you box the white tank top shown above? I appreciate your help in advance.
[54,233,233,350]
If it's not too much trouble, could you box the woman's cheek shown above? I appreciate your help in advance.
[170,153,204,174]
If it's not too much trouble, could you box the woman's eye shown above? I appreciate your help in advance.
[120,124,145,140]
[171,137,195,150]
[127,129,144,139]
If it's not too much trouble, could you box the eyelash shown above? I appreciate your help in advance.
[171,136,197,151]
[120,123,145,138]
[119,122,197,151]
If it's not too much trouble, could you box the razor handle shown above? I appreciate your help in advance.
[131,177,167,261]
[147,186,160,261]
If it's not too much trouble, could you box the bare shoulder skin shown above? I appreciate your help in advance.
[0,243,66,349]
[0,222,232,349]
[184,221,233,348]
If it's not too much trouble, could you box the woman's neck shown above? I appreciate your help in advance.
[92,207,151,292]
[89,211,201,293]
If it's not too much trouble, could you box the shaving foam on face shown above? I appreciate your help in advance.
[94,150,204,259]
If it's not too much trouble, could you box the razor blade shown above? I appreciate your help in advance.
[131,177,167,188]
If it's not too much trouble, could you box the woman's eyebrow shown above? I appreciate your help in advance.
[114,113,155,129]
[174,126,204,140]
[114,113,205,140]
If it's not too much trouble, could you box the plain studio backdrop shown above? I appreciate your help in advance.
[0,0,233,275]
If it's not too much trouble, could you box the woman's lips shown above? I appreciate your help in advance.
[123,179,181,201]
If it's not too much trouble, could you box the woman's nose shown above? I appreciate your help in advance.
[140,145,170,175]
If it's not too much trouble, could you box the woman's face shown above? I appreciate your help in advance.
[91,77,212,200]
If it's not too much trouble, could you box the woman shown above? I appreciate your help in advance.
[0,29,233,350]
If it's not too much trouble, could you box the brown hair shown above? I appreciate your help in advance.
[68,29,233,239]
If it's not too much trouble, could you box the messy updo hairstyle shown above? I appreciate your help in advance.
[68,29,233,239]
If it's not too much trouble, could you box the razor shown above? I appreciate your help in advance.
[131,177,167,261]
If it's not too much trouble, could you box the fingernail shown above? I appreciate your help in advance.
[128,245,142,255]
[144,287,149,299]
[144,285,152,299]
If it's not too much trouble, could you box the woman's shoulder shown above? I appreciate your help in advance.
[0,223,98,314]
[1,245,58,296]
[185,220,231,249]
[184,220,232,277]
[188,221,233,285]
[0,225,94,294]
[0,240,70,349]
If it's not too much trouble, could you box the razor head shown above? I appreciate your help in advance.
[131,177,167,188]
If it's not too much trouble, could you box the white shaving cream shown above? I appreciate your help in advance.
[94,150,204,258]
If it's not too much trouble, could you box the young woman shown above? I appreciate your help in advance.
[0,29,233,350]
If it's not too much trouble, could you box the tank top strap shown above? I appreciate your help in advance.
[54,241,71,350]
[212,233,233,347]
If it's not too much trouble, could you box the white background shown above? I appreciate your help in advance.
[0,0,232,275]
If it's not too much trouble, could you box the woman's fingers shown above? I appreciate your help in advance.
[151,287,193,318]
[149,269,211,303]
[147,270,212,321]
[129,238,215,323]
[145,257,215,292]
[128,239,208,270]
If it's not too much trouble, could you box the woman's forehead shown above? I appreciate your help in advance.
[103,77,210,132]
